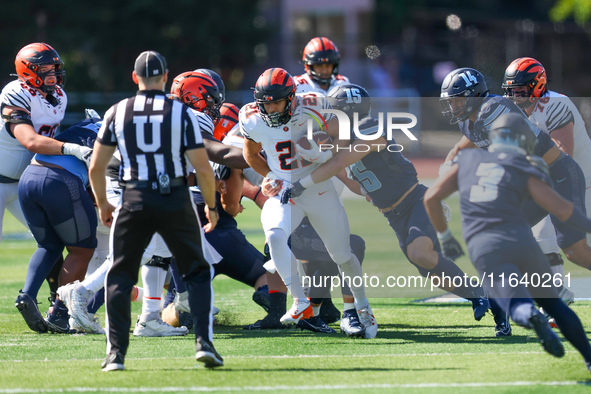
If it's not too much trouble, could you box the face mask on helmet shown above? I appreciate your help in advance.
[302,37,340,85]
[194,68,225,114]
[440,68,489,124]
[254,68,296,128]
[170,71,221,120]
[14,43,66,94]
[502,58,547,110]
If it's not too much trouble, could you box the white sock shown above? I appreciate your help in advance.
[267,229,306,299]
[82,256,111,294]
[338,255,368,307]
[131,286,143,302]
[343,302,355,311]
[141,265,167,316]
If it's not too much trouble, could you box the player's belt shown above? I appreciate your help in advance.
[379,182,419,214]
[120,177,186,189]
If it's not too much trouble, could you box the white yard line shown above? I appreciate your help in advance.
[0,381,586,393]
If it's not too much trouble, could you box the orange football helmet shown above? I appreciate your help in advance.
[302,37,340,84]
[170,71,221,120]
[213,103,239,141]
[502,57,547,109]
[14,43,65,93]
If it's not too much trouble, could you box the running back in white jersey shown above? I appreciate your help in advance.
[239,93,334,182]
[294,73,350,94]
[0,79,67,179]
[528,90,591,182]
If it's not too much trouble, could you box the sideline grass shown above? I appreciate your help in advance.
[1,197,591,393]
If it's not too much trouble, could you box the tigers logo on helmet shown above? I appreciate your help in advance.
[302,37,341,84]
[502,57,547,109]
[213,103,239,141]
[170,71,221,120]
[14,43,65,94]
[253,68,296,128]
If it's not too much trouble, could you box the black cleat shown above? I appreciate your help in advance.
[493,309,512,337]
[45,312,71,333]
[297,316,336,333]
[529,310,564,358]
[319,298,341,324]
[470,296,489,321]
[243,313,288,330]
[196,338,223,368]
[252,285,270,312]
[178,311,194,330]
[15,291,48,333]
[102,352,125,371]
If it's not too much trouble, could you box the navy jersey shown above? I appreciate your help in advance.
[459,95,554,157]
[192,190,237,229]
[345,116,418,209]
[456,149,551,248]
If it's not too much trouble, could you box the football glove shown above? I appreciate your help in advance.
[62,142,93,168]
[437,229,464,261]
[280,187,292,204]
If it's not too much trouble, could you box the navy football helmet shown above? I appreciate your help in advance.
[488,112,537,156]
[440,68,489,124]
[327,83,371,118]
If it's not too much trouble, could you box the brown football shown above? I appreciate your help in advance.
[297,131,332,150]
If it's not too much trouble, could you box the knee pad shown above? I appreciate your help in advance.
[145,255,172,271]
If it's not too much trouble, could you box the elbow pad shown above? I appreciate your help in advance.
[2,109,33,127]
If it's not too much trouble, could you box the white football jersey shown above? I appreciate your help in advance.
[528,90,591,183]
[294,73,350,94]
[240,94,334,182]
[0,80,67,179]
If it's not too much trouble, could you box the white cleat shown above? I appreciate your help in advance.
[69,313,105,334]
[133,316,189,337]
[357,306,378,339]
[280,298,312,324]
[57,281,95,332]
[174,291,191,313]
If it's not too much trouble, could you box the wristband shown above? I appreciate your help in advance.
[253,187,262,202]
[436,228,452,242]
[299,175,315,188]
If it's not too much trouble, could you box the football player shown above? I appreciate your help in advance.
[295,37,350,94]
[3,43,93,332]
[241,68,377,338]
[283,84,497,333]
[424,112,591,371]
[504,57,591,254]
[440,68,591,274]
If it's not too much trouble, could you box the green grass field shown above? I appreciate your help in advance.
[1,196,591,393]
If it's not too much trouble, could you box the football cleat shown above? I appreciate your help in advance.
[102,352,125,372]
[280,298,313,324]
[45,311,70,333]
[196,338,224,368]
[297,316,336,333]
[529,310,564,358]
[319,298,341,324]
[57,281,95,332]
[357,306,378,339]
[470,296,490,321]
[340,309,365,338]
[178,311,194,330]
[133,316,189,337]
[493,309,512,337]
[173,290,190,313]
[243,314,289,330]
[69,313,105,335]
[15,291,49,333]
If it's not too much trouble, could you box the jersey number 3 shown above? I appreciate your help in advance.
[469,162,505,202]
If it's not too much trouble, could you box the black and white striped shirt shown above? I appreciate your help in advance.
[97,90,203,182]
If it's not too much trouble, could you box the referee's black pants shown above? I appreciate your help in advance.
[105,186,213,357]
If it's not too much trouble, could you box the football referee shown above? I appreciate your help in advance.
[89,51,222,371]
